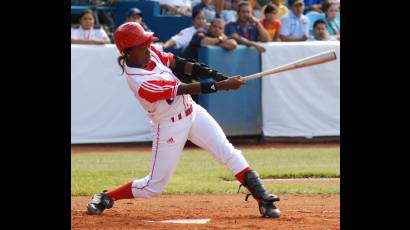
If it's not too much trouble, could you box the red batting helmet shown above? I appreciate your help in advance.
[114,22,158,53]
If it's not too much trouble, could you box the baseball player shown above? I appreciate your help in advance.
[86,22,281,218]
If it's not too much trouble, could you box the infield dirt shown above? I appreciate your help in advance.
[72,194,339,229]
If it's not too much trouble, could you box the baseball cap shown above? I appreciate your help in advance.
[127,8,143,17]
[288,0,304,6]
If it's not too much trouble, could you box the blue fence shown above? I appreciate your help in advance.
[198,45,262,136]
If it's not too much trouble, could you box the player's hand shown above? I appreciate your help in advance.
[218,76,245,90]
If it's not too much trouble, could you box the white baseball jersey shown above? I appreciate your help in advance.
[124,46,193,123]
[71,26,109,41]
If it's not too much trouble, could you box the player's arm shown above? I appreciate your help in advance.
[171,55,229,82]
[176,76,245,95]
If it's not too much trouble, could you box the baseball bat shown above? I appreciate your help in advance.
[242,50,337,82]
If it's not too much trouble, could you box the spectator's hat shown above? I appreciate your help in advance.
[127,8,143,17]
[114,22,158,53]
[288,0,304,6]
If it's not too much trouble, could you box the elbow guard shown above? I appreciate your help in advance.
[173,55,189,75]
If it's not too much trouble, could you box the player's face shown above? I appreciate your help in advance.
[292,3,304,17]
[128,44,151,68]
[238,5,251,23]
[193,12,207,29]
[210,20,224,37]
[80,13,94,30]
[326,5,338,20]
[314,23,329,40]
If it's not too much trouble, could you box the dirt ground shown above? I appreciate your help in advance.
[72,142,340,229]
[72,194,339,230]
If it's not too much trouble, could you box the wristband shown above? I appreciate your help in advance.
[200,81,217,94]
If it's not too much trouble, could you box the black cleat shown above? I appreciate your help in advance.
[86,190,114,215]
[258,194,281,218]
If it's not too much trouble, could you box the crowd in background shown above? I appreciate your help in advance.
[71,0,340,59]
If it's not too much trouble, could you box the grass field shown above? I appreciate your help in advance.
[71,147,339,196]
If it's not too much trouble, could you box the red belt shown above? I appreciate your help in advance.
[171,104,193,122]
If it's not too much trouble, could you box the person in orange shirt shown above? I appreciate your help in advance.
[259,4,282,41]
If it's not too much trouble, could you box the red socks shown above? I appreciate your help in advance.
[106,181,134,201]
[235,167,251,184]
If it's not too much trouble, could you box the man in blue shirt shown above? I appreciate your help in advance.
[224,2,269,53]
[279,0,310,41]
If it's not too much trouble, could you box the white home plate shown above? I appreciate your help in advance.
[145,219,210,224]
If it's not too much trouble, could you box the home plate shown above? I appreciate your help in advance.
[145,219,211,224]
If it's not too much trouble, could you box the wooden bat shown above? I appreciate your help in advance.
[242,50,337,82]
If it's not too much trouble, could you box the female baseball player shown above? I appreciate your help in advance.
[86,22,281,218]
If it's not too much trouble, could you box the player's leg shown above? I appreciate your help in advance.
[187,104,281,218]
[87,121,189,215]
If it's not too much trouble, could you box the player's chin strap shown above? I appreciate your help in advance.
[173,56,228,82]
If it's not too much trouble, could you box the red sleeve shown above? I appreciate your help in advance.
[138,80,179,103]
[150,46,174,67]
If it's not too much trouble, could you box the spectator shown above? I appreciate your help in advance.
[322,1,340,40]
[303,0,323,14]
[259,4,282,41]
[307,19,337,41]
[182,18,237,61]
[262,0,289,19]
[162,10,208,51]
[193,0,219,23]
[279,0,309,42]
[220,0,238,23]
[160,0,192,16]
[225,2,270,53]
[126,8,151,32]
[71,9,111,45]
[231,0,242,11]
